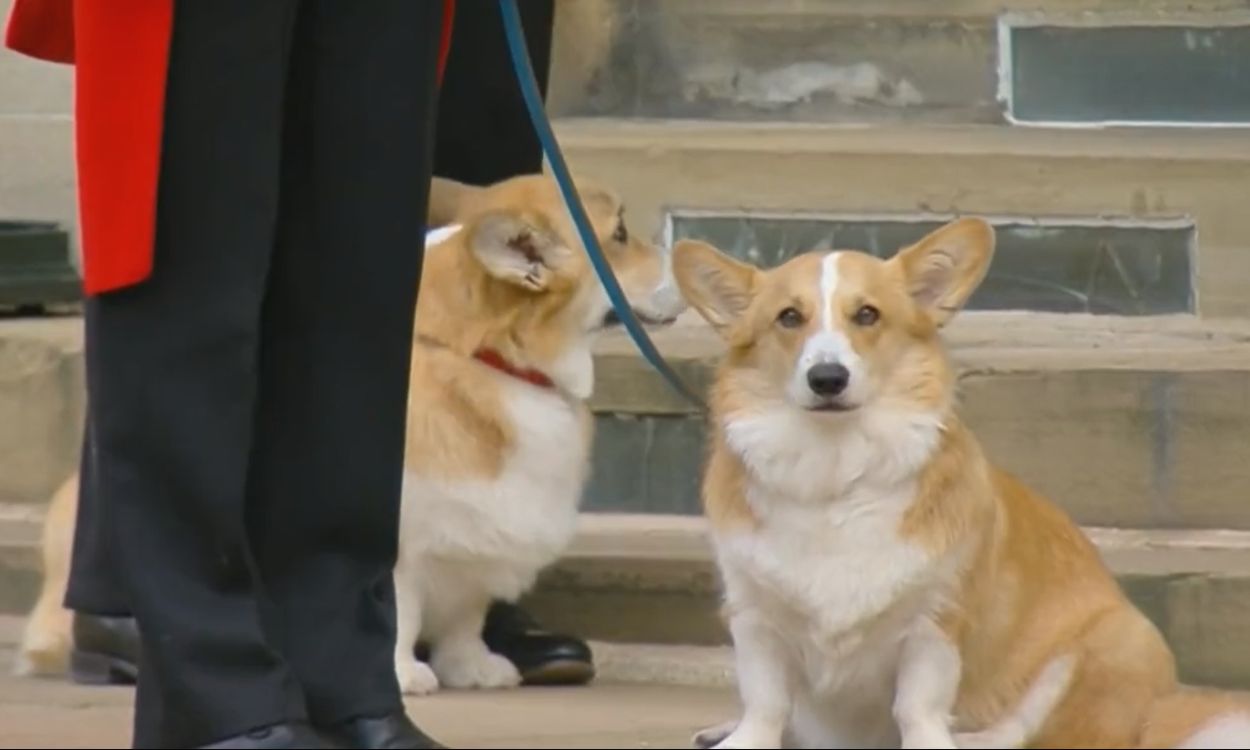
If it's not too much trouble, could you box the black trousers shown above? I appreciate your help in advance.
[72,1,442,746]
[68,1,558,616]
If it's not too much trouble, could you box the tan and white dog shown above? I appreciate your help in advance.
[16,175,688,701]
[671,218,1250,749]
[393,173,685,694]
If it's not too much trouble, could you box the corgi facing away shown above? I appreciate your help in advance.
[393,174,686,695]
[671,219,1250,750]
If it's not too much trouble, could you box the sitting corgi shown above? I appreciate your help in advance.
[393,174,686,694]
[671,218,1250,749]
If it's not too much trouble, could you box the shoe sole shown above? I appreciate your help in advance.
[70,650,139,686]
[68,647,588,690]
[520,659,595,687]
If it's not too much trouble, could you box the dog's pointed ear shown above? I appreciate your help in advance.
[467,212,570,292]
[892,217,995,326]
[672,239,758,333]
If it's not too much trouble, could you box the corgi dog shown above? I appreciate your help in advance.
[16,175,688,699]
[392,173,686,694]
[671,218,1250,749]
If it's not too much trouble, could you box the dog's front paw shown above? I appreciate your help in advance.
[693,720,737,749]
[396,658,440,696]
[433,647,522,690]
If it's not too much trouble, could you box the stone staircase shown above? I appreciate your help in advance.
[528,0,1250,689]
[2,0,1250,692]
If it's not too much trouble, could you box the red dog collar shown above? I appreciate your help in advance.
[472,348,556,390]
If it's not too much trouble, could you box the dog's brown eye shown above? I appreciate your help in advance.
[612,223,628,243]
[777,307,804,329]
[853,304,880,326]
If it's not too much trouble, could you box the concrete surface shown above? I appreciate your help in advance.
[0,669,734,749]
[0,0,77,261]
[0,117,77,258]
[547,0,1250,123]
[0,317,84,506]
[0,612,734,749]
[0,0,78,252]
[556,120,1250,319]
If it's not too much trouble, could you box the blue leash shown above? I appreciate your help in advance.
[497,0,706,410]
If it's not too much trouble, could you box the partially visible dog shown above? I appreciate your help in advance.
[14,474,76,677]
[400,172,690,695]
[16,175,688,702]
[672,218,1250,749]
[393,173,685,694]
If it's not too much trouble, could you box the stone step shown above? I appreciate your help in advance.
[0,510,41,621]
[3,509,1248,690]
[4,312,1250,531]
[0,317,84,508]
[548,0,1250,126]
[585,312,1250,530]
[522,513,1250,690]
[555,120,1250,319]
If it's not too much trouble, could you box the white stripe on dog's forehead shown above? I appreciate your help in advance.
[820,252,842,331]
[799,252,855,367]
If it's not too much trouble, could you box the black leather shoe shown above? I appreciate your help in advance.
[319,712,444,749]
[480,601,594,686]
[70,614,140,686]
[199,722,335,749]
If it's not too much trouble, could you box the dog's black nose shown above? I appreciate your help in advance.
[807,362,850,396]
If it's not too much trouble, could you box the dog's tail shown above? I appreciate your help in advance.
[14,474,77,677]
[1139,686,1250,749]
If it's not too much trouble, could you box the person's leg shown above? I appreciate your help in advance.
[64,412,142,686]
[243,0,443,744]
[66,414,129,616]
[82,1,313,746]
[429,0,595,688]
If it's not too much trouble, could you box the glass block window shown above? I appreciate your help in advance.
[1001,21,1250,125]
[668,212,1195,316]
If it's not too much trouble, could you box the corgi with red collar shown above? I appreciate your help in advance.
[672,218,1249,749]
[393,174,686,694]
[15,175,686,697]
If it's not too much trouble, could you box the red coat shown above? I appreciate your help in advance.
[5,0,457,295]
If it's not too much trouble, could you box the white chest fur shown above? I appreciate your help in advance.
[717,487,936,672]
[399,377,590,599]
[714,405,951,748]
